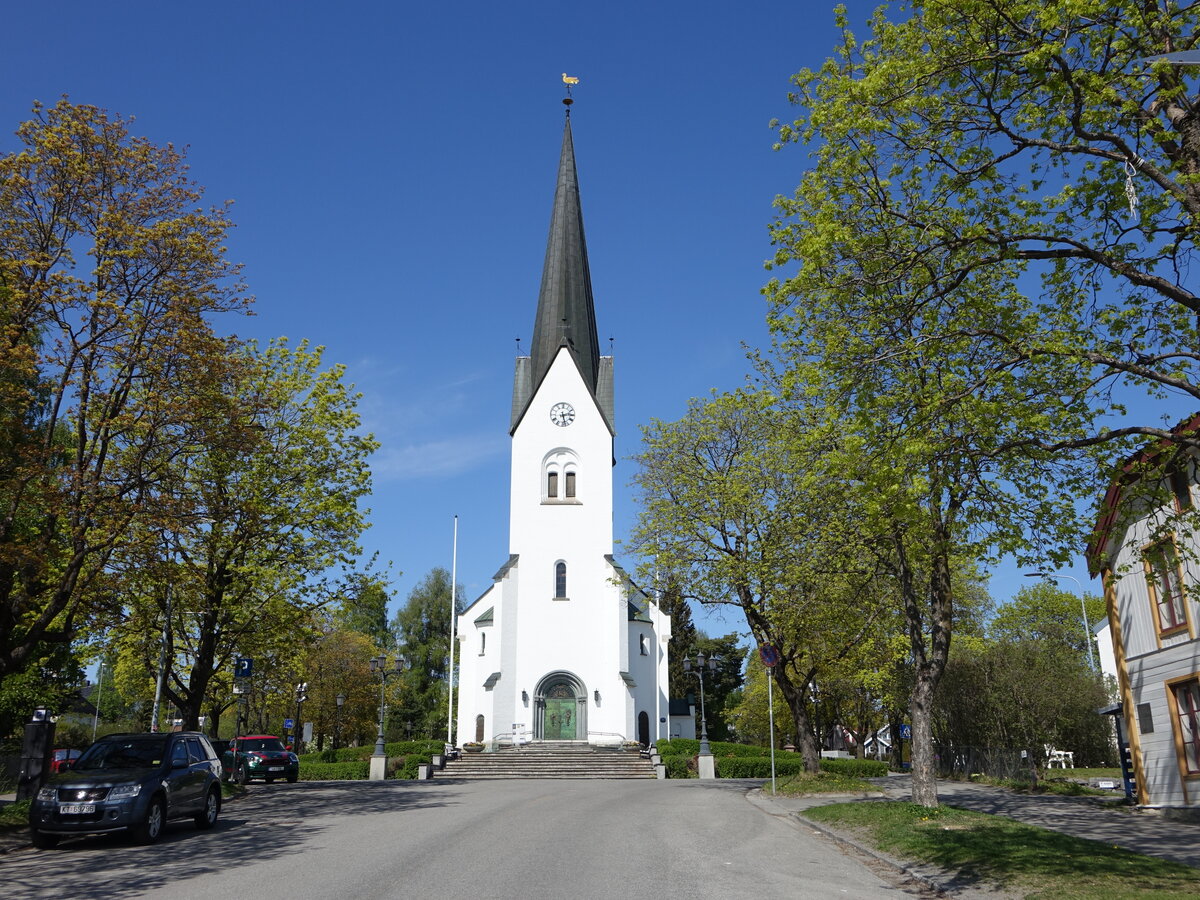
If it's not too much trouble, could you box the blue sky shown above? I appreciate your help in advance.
[3,1,1166,638]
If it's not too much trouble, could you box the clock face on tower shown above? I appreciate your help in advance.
[549,402,575,427]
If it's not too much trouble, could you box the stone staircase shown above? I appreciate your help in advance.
[441,742,656,779]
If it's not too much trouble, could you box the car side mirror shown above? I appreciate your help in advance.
[171,758,189,769]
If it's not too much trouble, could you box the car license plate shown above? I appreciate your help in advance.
[60,803,95,814]
[268,766,284,772]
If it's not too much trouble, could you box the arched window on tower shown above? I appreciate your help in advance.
[555,561,567,599]
[542,449,580,504]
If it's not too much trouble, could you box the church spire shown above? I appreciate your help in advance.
[529,115,600,397]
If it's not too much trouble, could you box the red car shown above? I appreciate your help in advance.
[49,749,82,773]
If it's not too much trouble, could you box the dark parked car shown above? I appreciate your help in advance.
[29,732,222,849]
[221,735,299,784]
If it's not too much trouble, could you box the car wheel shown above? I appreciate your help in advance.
[286,772,298,783]
[194,788,220,829]
[133,795,165,844]
[30,827,59,850]
[236,764,250,786]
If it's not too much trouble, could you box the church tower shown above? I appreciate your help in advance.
[455,105,670,748]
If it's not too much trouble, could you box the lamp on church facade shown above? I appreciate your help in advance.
[369,655,406,757]
[682,651,719,757]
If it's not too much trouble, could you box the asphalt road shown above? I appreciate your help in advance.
[0,778,923,900]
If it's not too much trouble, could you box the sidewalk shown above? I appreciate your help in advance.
[756,774,1200,870]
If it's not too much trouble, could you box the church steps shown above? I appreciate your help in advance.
[442,745,656,779]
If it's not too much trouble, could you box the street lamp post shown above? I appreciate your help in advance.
[334,693,345,751]
[682,651,719,757]
[293,682,308,753]
[1025,572,1097,672]
[369,655,406,758]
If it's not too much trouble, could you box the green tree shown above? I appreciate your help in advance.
[991,581,1106,663]
[0,100,245,699]
[107,338,377,731]
[680,633,745,743]
[655,576,698,701]
[334,568,395,650]
[634,391,895,771]
[773,1,1200,449]
[391,567,464,742]
[935,584,1113,770]
[301,627,379,749]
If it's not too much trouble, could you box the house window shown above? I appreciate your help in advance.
[555,562,567,599]
[1146,539,1188,634]
[1169,459,1194,512]
[547,471,558,498]
[480,632,486,656]
[565,470,576,498]
[639,634,648,656]
[1172,679,1200,775]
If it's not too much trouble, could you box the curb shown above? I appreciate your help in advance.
[747,790,949,897]
[789,808,949,897]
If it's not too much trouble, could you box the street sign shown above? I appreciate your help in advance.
[284,718,295,729]
[235,657,253,678]
[758,643,780,668]
[899,724,912,740]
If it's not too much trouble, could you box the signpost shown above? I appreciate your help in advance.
[759,644,779,795]
[234,658,253,736]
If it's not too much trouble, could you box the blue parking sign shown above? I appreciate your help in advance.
[235,657,253,678]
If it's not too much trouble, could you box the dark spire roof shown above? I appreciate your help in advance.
[529,117,600,396]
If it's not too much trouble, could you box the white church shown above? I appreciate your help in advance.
[454,107,672,748]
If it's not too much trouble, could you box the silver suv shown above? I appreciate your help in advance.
[29,731,222,848]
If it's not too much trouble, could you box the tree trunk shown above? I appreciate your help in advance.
[888,709,904,769]
[909,672,938,807]
[895,514,954,808]
[774,666,821,772]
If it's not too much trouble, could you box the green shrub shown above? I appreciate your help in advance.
[298,740,442,766]
[664,754,693,779]
[716,756,807,778]
[299,761,370,781]
[819,758,887,778]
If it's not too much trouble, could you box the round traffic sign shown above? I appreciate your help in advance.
[758,643,780,667]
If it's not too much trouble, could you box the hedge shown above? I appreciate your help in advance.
[664,755,692,779]
[298,761,370,781]
[299,740,442,766]
[715,756,808,778]
[653,739,888,779]
[819,758,888,778]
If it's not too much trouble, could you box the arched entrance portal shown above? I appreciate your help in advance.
[638,711,650,747]
[534,672,588,741]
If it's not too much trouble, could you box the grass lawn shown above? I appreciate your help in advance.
[0,798,29,829]
[805,801,1200,899]
[773,771,880,795]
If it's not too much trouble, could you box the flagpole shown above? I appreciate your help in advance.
[447,515,458,748]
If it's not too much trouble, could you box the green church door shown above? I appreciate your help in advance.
[543,684,577,740]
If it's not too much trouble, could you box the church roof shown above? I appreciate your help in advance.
[531,117,600,397]
[512,114,614,433]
